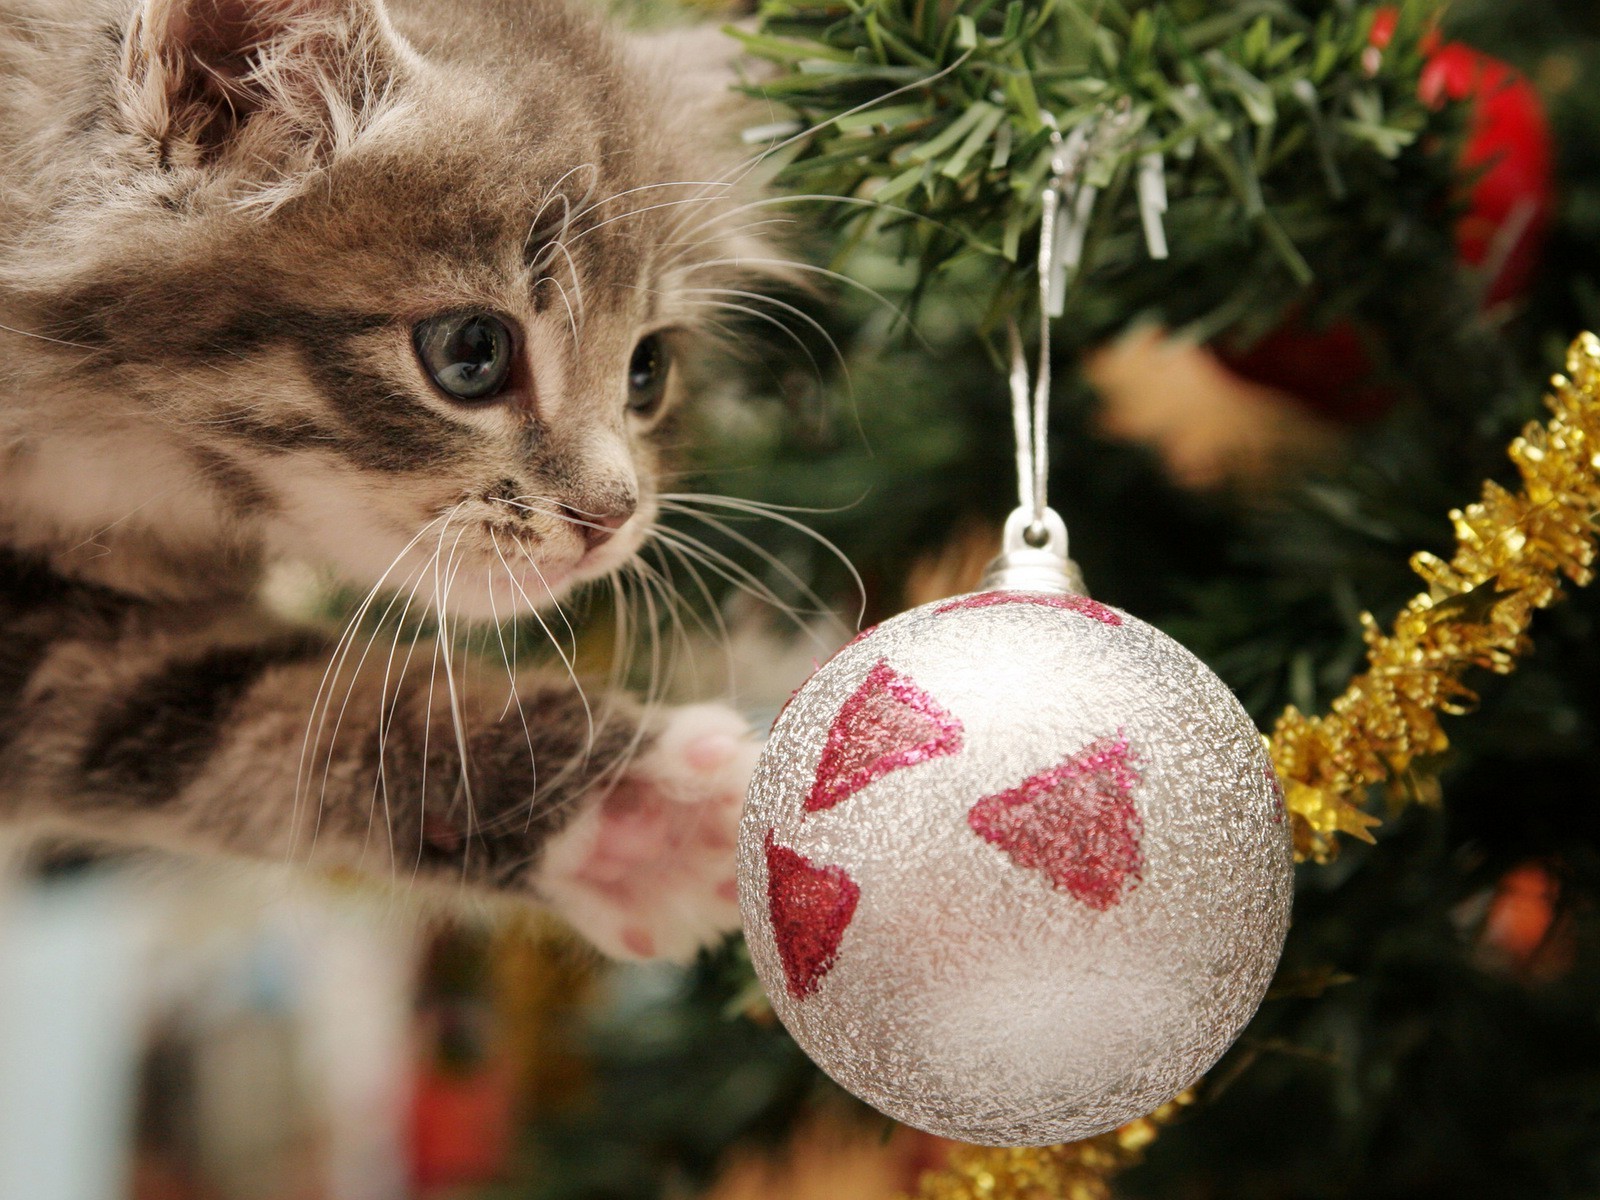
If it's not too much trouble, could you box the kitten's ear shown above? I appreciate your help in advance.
[118,0,400,171]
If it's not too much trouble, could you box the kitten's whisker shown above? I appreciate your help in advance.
[483,538,538,778]
[525,190,573,269]
[692,54,970,207]
[369,556,439,880]
[543,237,585,318]
[656,184,775,246]
[656,506,849,640]
[505,539,595,751]
[606,572,632,696]
[642,537,738,696]
[566,194,726,245]
[357,567,431,875]
[648,526,824,642]
[661,214,798,256]
[679,286,849,381]
[435,523,479,882]
[529,162,599,244]
[575,562,661,799]
[582,563,662,800]
[712,48,971,178]
[495,501,587,653]
[659,491,867,625]
[410,509,471,883]
[680,257,927,348]
[414,605,444,887]
[531,563,621,835]
[63,485,186,557]
[659,491,866,518]
[308,568,418,867]
[487,495,558,519]
[481,537,526,723]
[681,298,825,390]
[292,512,447,862]
[641,537,728,652]
[568,178,731,227]
[0,319,112,356]
[635,559,675,705]
[316,511,461,863]
[539,274,581,347]
[1,317,239,380]
[495,495,617,542]
[630,546,700,693]
[656,219,800,272]
[487,530,569,776]
[675,192,973,257]
[679,282,869,450]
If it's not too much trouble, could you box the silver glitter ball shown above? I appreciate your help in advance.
[738,590,1293,1146]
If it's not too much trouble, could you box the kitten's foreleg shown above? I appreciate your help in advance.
[5,628,756,960]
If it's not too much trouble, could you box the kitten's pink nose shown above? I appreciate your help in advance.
[563,501,633,550]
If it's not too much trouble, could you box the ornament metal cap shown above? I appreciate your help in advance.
[980,506,1086,595]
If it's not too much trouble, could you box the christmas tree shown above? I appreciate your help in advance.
[471,1,1600,1196]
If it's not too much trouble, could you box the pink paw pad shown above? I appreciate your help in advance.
[684,733,741,774]
[621,928,656,957]
[538,703,757,963]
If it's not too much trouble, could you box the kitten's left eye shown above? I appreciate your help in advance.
[627,334,670,417]
[413,313,515,402]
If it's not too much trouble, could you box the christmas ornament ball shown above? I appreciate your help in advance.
[738,589,1293,1146]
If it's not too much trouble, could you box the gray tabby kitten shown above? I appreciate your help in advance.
[0,0,779,959]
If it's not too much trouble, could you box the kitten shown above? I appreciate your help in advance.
[0,0,781,960]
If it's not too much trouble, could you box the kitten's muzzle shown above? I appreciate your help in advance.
[561,499,635,550]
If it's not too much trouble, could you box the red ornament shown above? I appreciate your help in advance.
[805,658,964,813]
[765,831,861,998]
[1373,8,1554,305]
[967,733,1145,911]
[1219,319,1399,425]
[1224,15,1552,423]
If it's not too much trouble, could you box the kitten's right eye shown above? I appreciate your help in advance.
[413,313,515,401]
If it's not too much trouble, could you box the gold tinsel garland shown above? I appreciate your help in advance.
[913,1095,1192,1200]
[1272,333,1600,861]
[912,332,1600,1199]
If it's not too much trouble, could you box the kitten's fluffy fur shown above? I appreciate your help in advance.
[0,0,777,959]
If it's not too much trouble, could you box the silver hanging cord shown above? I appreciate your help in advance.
[1006,318,1038,532]
[1009,119,1071,548]
[981,120,1085,595]
[1029,122,1064,536]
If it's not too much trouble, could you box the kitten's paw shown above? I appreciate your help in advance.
[536,704,757,961]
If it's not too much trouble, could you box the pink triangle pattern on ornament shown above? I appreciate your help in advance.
[773,624,884,733]
[764,830,861,999]
[934,591,1122,626]
[967,733,1145,910]
[805,658,964,813]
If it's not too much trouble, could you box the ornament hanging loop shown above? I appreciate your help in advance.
[981,506,1085,595]
[984,115,1086,597]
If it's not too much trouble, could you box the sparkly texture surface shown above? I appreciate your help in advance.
[1273,335,1600,861]
[905,338,1600,1193]
[739,590,1292,1145]
[765,831,861,999]
[968,733,1144,911]
[805,658,964,813]
[936,591,1123,626]
[896,339,1600,1196]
